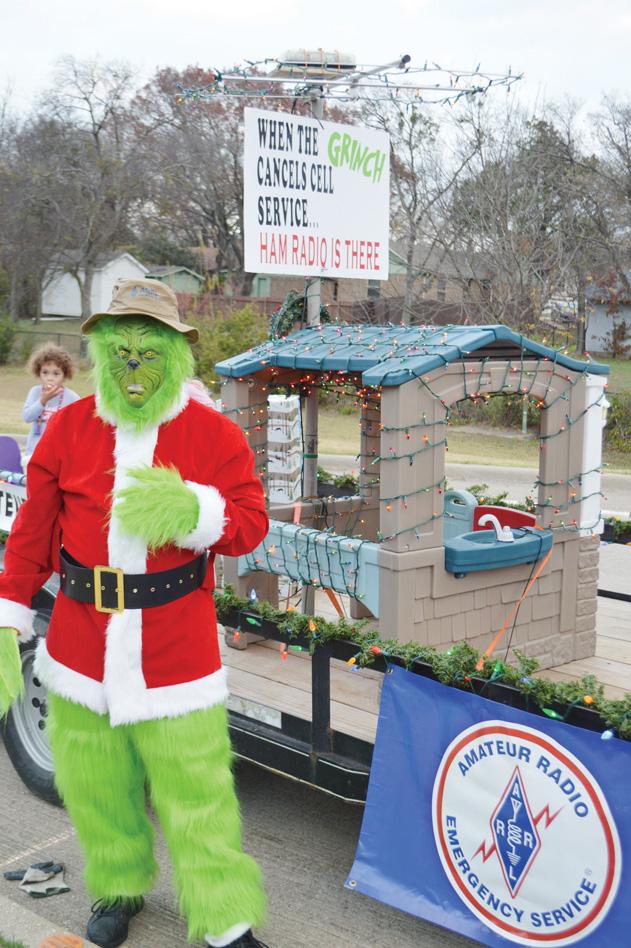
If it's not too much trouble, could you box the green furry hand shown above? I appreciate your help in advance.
[0,629,23,718]
[115,466,199,551]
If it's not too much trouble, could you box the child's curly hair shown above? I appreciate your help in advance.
[28,344,76,380]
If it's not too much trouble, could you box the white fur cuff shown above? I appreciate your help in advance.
[0,597,37,643]
[205,922,251,947]
[177,482,228,553]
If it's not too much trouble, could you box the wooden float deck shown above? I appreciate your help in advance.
[220,594,631,745]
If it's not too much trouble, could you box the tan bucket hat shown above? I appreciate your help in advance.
[81,278,198,343]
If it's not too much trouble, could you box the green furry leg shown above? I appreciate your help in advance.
[47,694,158,899]
[0,631,23,717]
[133,704,267,943]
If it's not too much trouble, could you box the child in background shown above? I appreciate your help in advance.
[23,344,80,460]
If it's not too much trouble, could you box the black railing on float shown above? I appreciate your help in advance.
[222,599,622,802]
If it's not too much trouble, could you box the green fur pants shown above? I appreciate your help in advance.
[46,694,266,942]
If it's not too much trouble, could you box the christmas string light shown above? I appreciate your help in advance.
[380,477,447,507]
[174,55,522,109]
[220,324,606,585]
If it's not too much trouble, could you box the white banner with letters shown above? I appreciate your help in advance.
[243,107,390,280]
[0,480,26,533]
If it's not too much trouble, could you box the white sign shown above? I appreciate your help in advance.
[243,107,390,280]
[0,480,26,533]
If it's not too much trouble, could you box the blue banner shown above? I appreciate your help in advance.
[347,666,631,947]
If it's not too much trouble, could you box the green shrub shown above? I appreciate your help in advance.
[604,515,631,540]
[605,393,631,454]
[452,394,541,430]
[317,465,360,492]
[0,266,10,307]
[465,483,536,514]
[189,306,269,389]
[0,316,16,365]
[15,333,34,363]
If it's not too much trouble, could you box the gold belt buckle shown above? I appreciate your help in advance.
[94,565,125,614]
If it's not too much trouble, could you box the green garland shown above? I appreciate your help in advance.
[269,289,331,339]
[215,587,631,742]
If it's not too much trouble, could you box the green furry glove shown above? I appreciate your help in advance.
[0,629,23,718]
[114,465,199,551]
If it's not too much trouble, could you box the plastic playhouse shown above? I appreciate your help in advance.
[216,324,609,669]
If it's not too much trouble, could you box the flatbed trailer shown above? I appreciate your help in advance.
[3,550,628,808]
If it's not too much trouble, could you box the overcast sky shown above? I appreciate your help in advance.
[3,0,630,113]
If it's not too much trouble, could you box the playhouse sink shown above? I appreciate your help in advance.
[444,527,553,576]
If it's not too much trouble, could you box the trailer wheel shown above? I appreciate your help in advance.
[2,610,60,806]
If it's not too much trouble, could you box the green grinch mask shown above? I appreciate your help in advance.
[88,316,194,430]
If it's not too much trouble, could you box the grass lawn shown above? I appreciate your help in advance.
[317,409,631,473]
[319,410,541,466]
[0,366,93,435]
[587,355,631,394]
[0,357,630,472]
[14,318,83,359]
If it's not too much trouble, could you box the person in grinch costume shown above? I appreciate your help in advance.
[0,279,269,948]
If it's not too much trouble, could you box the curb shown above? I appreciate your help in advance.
[0,893,97,948]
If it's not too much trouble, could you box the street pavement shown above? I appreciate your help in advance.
[320,455,631,517]
[0,744,478,948]
[5,434,629,514]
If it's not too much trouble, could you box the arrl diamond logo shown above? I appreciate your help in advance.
[489,767,541,896]
[432,722,621,945]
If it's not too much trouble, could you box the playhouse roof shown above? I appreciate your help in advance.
[215,324,609,387]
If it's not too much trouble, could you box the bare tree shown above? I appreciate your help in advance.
[134,68,259,295]
[0,102,69,320]
[40,57,148,318]
[438,101,605,332]
[360,96,477,323]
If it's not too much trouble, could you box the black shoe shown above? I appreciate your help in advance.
[86,896,145,948]
[224,931,269,948]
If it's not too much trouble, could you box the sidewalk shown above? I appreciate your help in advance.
[0,892,97,947]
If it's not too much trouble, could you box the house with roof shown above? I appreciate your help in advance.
[146,265,204,295]
[249,242,492,324]
[585,273,631,355]
[248,247,408,305]
[42,251,147,318]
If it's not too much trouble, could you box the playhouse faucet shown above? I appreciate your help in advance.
[478,513,515,543]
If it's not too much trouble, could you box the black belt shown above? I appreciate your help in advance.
[59,548,208,614]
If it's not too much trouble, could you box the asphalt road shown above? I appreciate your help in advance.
[320,456,631,517]
[0,744,478,948]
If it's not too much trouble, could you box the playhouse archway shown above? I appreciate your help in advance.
[216,324,608,669]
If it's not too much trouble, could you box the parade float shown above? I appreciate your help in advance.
[2,52,631,947]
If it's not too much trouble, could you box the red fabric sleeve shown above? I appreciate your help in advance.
[0,413,63,610]
[210,423,269,557]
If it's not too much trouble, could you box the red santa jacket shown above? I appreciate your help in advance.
[0,390,268,725]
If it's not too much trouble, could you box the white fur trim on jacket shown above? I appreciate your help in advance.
[177,482,227,553]
[35,638,108,714]
[33,412,229,725]
[35,637,228,723]
[101,424,228,724]
[0,597,36,643]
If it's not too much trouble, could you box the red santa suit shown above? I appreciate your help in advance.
[0,388,268,725]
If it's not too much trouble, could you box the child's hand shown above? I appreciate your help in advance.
[40,384,63,404]
[114,466,199,551]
